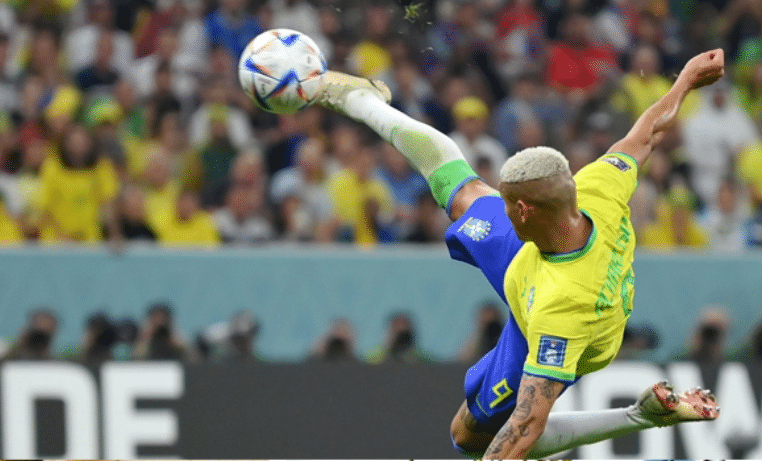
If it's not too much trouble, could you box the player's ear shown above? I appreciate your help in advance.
[516,199,532,223]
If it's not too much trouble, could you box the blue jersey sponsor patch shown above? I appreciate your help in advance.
[602,156,631,172]
[458,217,492,242]
[537,335,567,367]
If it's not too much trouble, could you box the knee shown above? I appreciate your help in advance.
[450,406,492,455]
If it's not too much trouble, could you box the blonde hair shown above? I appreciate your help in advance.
[499,146,570,184]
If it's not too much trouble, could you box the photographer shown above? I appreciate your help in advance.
[5,308,59,360]
[133,302,192,361]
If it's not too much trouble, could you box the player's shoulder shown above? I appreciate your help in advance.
[575,152,638,182]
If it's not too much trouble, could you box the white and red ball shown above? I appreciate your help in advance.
[238,29,327,114]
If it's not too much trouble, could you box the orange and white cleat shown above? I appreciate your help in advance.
[635,380,720,426]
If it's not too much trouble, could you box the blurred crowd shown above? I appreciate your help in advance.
[2,300,761,365]
[0,0,760,248]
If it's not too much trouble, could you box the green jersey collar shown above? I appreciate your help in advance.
[541,210,597,263]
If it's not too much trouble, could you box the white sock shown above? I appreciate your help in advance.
[344,90,466,179]
[528,406,655,458]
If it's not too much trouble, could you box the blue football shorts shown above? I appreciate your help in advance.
[445,195,538,432]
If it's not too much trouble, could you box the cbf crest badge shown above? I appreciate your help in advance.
[458,217,492,242]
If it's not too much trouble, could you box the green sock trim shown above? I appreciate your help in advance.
[427,159,478,211]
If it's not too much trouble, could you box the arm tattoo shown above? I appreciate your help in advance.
[483,375,564,458]
[539,378,556,400]
[511,384,535,421]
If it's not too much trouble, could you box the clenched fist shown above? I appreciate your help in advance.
[679,48,725,90]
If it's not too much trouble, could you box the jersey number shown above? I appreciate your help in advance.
[489,378,514,408]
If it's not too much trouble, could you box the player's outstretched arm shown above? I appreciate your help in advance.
[608,49,725,167]
[482,373,565,460]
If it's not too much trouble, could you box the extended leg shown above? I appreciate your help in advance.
[451,381,720,458]
[316,72,491,220]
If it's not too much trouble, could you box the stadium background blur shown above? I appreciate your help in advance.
[0,0,760,375]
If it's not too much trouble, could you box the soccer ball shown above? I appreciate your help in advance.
[238,29,327,114]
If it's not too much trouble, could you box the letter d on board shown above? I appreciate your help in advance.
[1,362,99,458]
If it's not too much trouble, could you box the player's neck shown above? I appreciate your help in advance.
[535,209,592,255]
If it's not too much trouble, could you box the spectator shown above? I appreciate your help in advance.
[492,72,567,154]
[720,0,762,59]
[733,55,762,120]
[639,182,708,249]
[493,0,545,79]
[5,308,58,360]
[197,311,261,362]
[154,189,220,247]
[133,302,192,361]
[0,33,16,112]
[449,96,508,182]
[310,318,358,362]
[113,317,139,360]
[616,324,660,361]
[143,149,181,231]
[78,312,118,364]
[348,4,393,81]
[116,184,157,242]
[213,185,274,244]
[737,129,762,210]
[64,0,135,76]
[389,60,437,123]
[0,191,21,244]
[701,178,748,251]
[113,78,146,143]
[611,44,699,122]
[14,137,46,237]
[264,112,307,177]
[368,312,428,364]
[202,149,266,210]
[74,29,121,96]
[405,191,448,243]
[458,301,505,364]
[376,143,429,241]
[188,75,254,151]
[270,137,336,242]
[682,78,759,207]
[38,125,120,243]
[326,144,395,245]
[224,312,260,361]
[204,0,263,60]
[131,26,200,106]
[545,13,619,99]
[675,305,731,365]
[197,106,239,187]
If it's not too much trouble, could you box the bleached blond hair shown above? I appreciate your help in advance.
[499,146,570,184]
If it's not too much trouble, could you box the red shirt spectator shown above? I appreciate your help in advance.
[545,14,618,94]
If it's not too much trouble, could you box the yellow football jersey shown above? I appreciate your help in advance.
[38,156,120,243]
[503,153,638,383]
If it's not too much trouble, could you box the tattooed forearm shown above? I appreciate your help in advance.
[512,384,536,421]
[539,378,556,400]
[483,374,565,459]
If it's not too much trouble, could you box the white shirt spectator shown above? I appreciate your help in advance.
[0,173,21,216]
[213,208,274,244]
[682,86,759,206]
[187,104,254,150]
[65,26,134,75]
[131,52,201,101]
[449,131,509,180]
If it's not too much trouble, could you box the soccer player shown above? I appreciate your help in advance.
[315,49,724,458]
